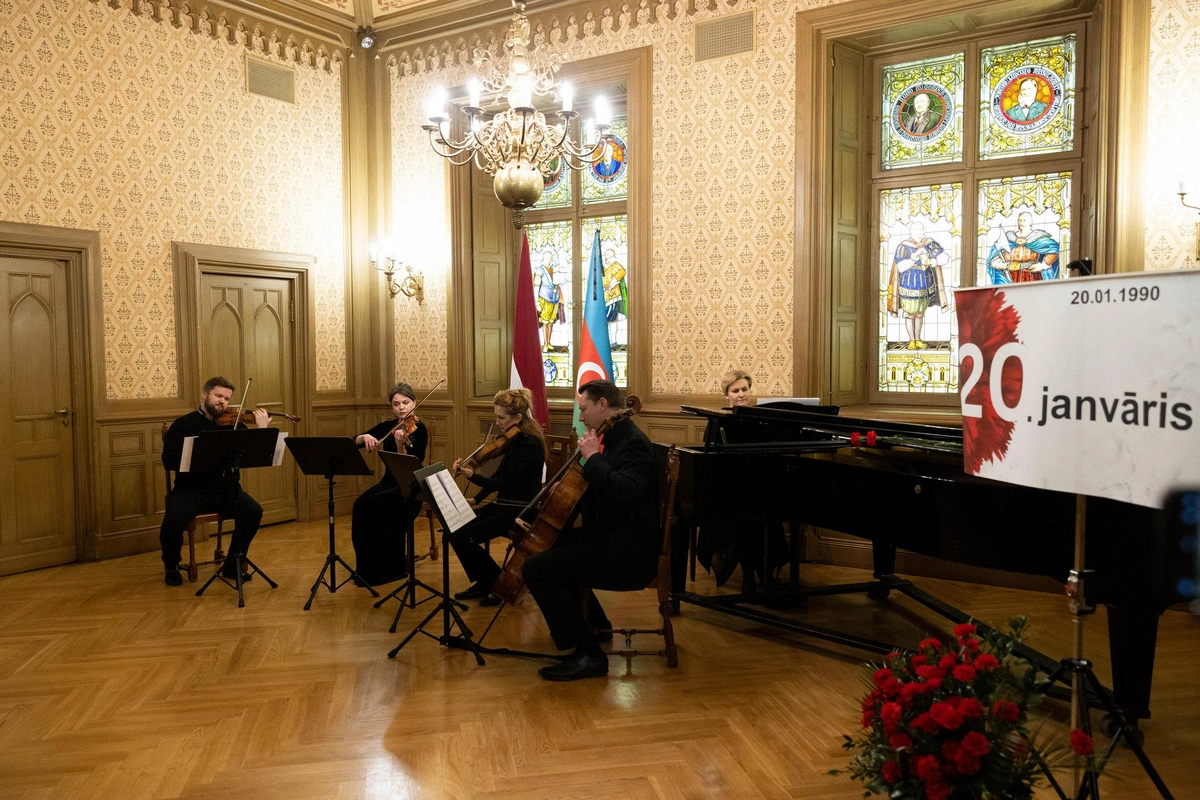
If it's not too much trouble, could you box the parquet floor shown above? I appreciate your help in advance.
[0,517,1196,799]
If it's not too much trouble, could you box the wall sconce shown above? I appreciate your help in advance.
[1180,181,1200,262]
[371,247,424,303]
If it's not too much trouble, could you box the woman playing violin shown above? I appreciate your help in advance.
[350,382,429,586]
[447,388,546,606]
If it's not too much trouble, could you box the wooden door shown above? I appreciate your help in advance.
[199,272,298,524]
[0,257,77,575]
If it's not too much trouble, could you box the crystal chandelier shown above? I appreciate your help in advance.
[422,1,614,228]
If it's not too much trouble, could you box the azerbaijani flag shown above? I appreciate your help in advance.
[573,229,615,437]
[511,232,550,428]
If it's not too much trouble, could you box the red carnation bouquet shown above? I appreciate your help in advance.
[838,617,1095,799]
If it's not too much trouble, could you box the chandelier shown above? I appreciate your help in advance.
[421,1,614,228]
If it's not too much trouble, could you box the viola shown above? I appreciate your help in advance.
[454,424,519,477]
[215,407,301,426]
[490,395,641,605]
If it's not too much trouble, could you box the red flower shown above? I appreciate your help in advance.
[873,667,893,686]
[861,710,873,727]
[925,677,943,690]
[880,702,903,724]
[992,699,1020,723]
[925,782,951,800]
[952,663,978,682]
[911,712,939,733]
[910,654,927,667]
[953,623,977,638]
[881,759,903,784]
[929,701,964,731]
[1070,729,1094,756]
[899,682,927,706]
[915,754,943,782]
[915,665,942,681]
[958,697,982,719]
[975,653,1000,671]
[953,749,982,775]
[888,733,913,751]
[960,731,991,757]
[939,654,958,671]
[918,638,942,651]
[962,637,981,653]
[880,676,903,699]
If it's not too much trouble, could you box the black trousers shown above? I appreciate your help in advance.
[351,481,411,586]
[522,530,656,656]
[446,505,518,590]
[159,484,263,568]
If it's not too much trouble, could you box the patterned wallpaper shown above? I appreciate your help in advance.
[1145,0,1200,271]
[389,0,1196,397]
[0,0,347,399]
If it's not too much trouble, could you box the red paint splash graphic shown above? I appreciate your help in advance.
[958,289,1023,474]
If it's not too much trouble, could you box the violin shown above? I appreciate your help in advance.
[490,395,641,605]
[215,407,301,426]
[454,424,519,477]
[360,379,444,450]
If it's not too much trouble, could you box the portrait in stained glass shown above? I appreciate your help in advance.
[583,115,628,203]
[582,215,629,387]
[524,220,575,387]
[881,53,964,170]
[979,35,1076,160]
[877,184,962,394]
[977,173,1071,285]
[537,154,571,209]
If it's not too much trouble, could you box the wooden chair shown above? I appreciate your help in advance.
[160,423,229,582]
[587,444,681,668]
[544,429,578,479]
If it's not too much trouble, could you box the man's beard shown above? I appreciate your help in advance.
[202,398,225,419]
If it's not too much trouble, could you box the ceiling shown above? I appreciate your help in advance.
[296,0,482,22]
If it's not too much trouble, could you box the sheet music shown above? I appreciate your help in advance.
[272,432,288,466]
[180,435,196,472]
[423,469,476,532]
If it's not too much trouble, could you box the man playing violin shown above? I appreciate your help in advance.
[448,389,547,606]
[160,376,271,586]
[350,382,429,586]
[522,379,660,681]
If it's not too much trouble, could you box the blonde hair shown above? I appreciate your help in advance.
[721,369,753,396]
[493,388,547,452]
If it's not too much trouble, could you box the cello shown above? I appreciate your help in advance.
[490,395,641,605]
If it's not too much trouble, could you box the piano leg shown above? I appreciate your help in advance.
[870,542,898,600]
[1106,604,1160,722]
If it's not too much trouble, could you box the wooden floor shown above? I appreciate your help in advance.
[0,518,1196,800]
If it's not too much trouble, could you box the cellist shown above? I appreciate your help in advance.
[522,379,660,682]
[447,388,547,606]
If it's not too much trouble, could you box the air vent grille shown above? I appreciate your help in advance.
[246,57,295,104]
[549,421,574,437]
[695,11,755,63]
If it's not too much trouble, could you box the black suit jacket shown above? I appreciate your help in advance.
[578,416,661,570]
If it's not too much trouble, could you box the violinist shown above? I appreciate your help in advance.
[447,389,546,606]
[160,376,270,586]
[350,382,429,586]
[522,380,659,682]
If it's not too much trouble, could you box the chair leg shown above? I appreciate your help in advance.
[689,526,697,582]
[186,523,199,583]
[659,596,678,668]
[427,511,438,560]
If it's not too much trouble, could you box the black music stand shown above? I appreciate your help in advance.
[192,427,282,607]
[285,436,379,610]
[375,452,459,632]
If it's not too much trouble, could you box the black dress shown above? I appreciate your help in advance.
[350,417,429,585]
[446,431,545,591]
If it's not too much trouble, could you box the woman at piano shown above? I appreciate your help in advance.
[350,381,429,586]
[698,369,789,590]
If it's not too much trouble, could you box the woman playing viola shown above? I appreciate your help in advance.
[447,388,546,606]
[350,382,429,586]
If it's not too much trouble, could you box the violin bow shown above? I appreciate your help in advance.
[230,378,252,430]
[377,378,445,441]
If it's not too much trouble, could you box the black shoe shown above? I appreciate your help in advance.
[538,651,609,682]
[164,566,183,586]
[478,593,502,607]
[454,583,489,600]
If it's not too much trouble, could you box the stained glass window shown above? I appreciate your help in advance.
[524,220,575,388]
[976,173,1071,286]
[878,184,962,394]
[581,215,629,386]
[979,35,1076,160]
[538,155,571,209]
[881,53,964,170]
[583,115,628,204]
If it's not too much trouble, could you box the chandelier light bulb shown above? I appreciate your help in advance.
[467,78,482,109]
[584,117,596,146]
[594,96,612,127]
[560,82,574,113]
[508,74,533,110]
[425,88,448,121]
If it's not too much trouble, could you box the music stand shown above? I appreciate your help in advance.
[375,451,458,632]
[285,437,379,610]
[192,427,282,607]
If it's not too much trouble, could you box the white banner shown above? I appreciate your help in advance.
[955,269,1200,508]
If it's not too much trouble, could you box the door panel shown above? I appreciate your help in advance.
[199,273,298,525]
[0,257,77,575]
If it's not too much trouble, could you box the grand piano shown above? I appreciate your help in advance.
[671,402,1168,725]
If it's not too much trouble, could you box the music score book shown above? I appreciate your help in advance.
[415,463,475,533]
[180,430,288,472]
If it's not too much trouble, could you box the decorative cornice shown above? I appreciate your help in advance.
[383,0,709,79]
[97,0,347,73]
